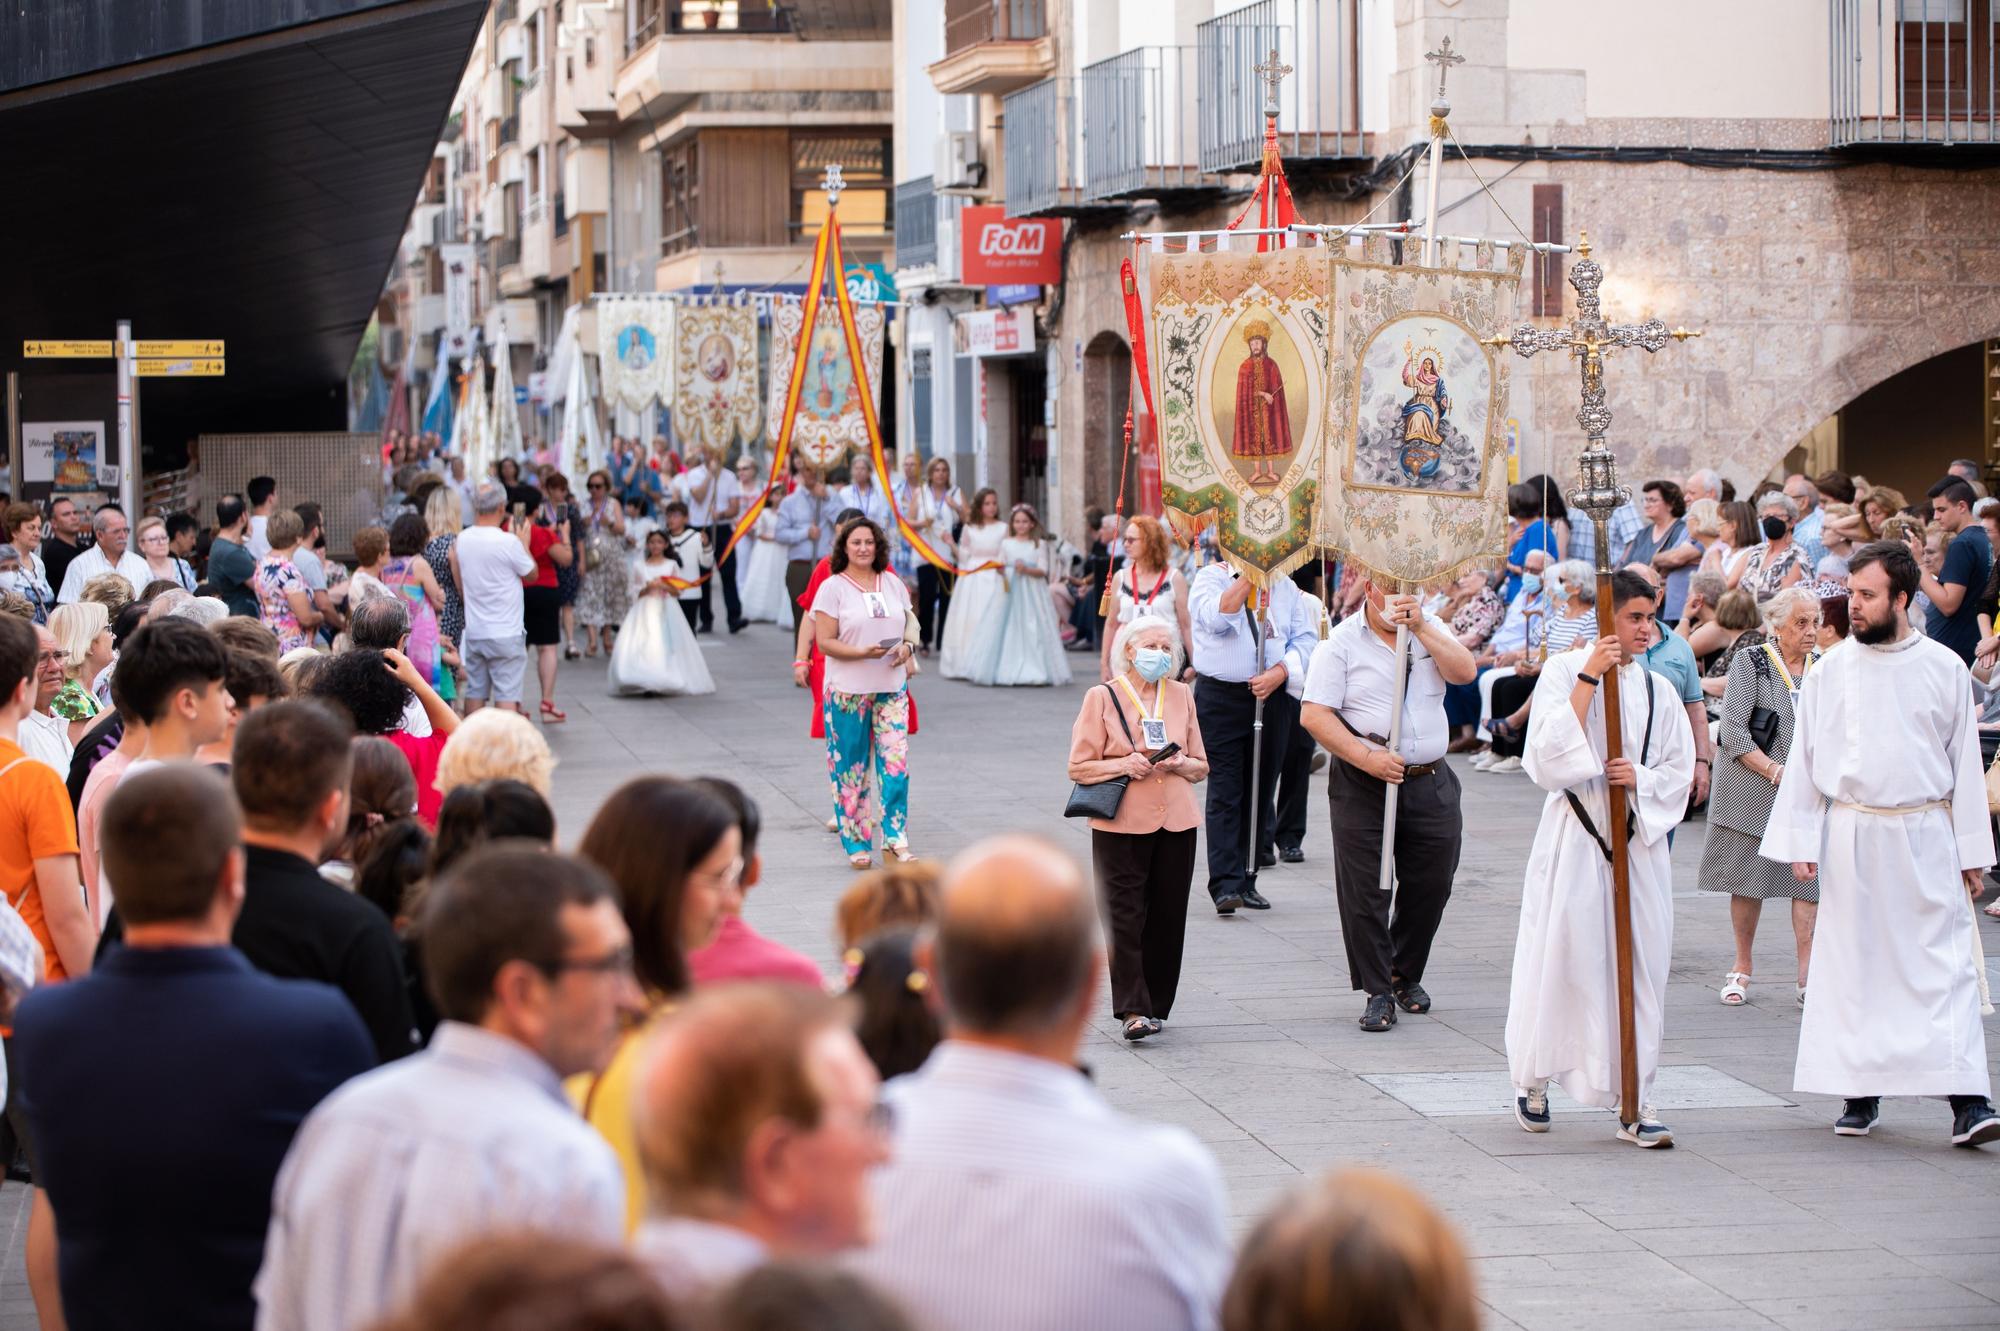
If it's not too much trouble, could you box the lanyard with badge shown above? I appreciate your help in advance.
[1115,674,1171,752]
[843,572,890,623]
[1761,641,1816,702]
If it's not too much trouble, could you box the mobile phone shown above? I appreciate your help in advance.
[876,636,903,649]
[1146,741,1182,763]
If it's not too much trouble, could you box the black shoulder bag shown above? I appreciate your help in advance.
[1564,668,1656,864]
[1746,646,1782,756]
[1064,685,1139,820]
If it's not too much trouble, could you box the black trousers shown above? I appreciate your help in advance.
[1489,671,1538,758]
[700,522,742,629]
[1273,725,1317,853]
[1195,675,1296,903]
[1327,758,1463,996]
[1091,826,1197,1019]
[787,559,815,633]
[680,600,702,631]
[916,564,951,648]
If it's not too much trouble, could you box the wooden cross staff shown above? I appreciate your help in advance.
[1483,231,1700,1130]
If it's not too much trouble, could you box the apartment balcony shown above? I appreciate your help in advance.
[1081,45,1223,205]
[499,113,519,146]
[894,177,937,269]
[413,292,446,336]
[496,234,522,271]
[520,199,553,286]
[929,0,1053,97]
[556,2,618,135]
[618,13,890,123]
[554,189,570,238]
[1830,0,2000,145]
[1196,0,1367,173]
[1002,76,1121,218]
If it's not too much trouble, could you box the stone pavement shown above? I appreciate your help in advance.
[6,621,1996,1330]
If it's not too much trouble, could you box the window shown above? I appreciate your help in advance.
[1531,184,1564,320]
[661,140,700,256]
[1896,0,2000,117]
[525,15,541,73]
[792,133,892,240]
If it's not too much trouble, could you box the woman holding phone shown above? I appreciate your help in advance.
[1066,614,1208,1041]
[810,517,918,869]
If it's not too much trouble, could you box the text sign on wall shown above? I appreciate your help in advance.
[960,206,1063,286]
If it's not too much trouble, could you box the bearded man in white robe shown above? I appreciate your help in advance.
[1760,541,2000,1148]
[1506,569,1693,1148]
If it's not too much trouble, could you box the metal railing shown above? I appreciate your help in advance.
[1003,75,1076,215]
[944,0,1045,56]
[895,177,937,268]
[1197,0,1365,172]
[496,0,519,22]
[497,235,522,268]
[1830,0,2000,145]
[499,114,519,146]
[1082,45,1203,200]
[554,190,569,237]
[668,6,793,32]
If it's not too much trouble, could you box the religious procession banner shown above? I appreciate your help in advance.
[1148,246,1328,585]
[673,300,761,454]
[1314,239,1527,586]
[765,296,885,473]
[596,295,674,412]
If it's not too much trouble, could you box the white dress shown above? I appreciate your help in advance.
[1760,633,1994,1097]
[938,522,1008,680]
[1505,651,1694,1110]
[607,559,716,697]
[964,538,1073,687]
[738,509,792,624]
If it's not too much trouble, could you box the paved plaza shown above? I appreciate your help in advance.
[8,623,1998,1330]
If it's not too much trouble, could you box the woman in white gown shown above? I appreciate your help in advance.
[608,530,716,697]
[965,503,1073,687]
[938,488,1007,680]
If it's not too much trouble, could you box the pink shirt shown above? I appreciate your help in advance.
[809,570,912,696]
[76,748,133,927]
[688,914,823,990]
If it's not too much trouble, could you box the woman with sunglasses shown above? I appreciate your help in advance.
[575,469,632,658]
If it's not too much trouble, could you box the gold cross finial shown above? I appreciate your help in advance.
[1576,228,1592,260]
[822,162,846,207]
[1425,35,1465,103]
[1253,49,1292,114]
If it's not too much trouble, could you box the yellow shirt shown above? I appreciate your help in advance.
[565,1006,673,1232]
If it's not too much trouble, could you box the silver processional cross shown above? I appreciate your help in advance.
[1253,49,1291,115]
[1425,35,1465,106]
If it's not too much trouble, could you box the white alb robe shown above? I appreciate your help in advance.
[1506,650,1694,1109]
[1758,632,1993,1098]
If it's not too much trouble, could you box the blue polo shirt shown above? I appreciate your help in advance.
[1643,618,1704,704]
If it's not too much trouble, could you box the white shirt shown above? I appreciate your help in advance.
[247,514,272,561]
[674,465,739,527]
[1302,612,1450,765]
[851,1042,1229,1331]
[632,1217,767,1302]
[1186,564,1317,684]
[664,530,710,602]
[56,545,151,604]
[835,482,892,529]
[17,709,72,775]
[452,526,537,641]
[253,1023,624,1331]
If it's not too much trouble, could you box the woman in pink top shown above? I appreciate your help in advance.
[1066,614,1208,1041]
[809,517,916,870]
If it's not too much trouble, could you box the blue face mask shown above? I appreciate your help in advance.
[1133,647,1174,682]
[1521,573,1543,596]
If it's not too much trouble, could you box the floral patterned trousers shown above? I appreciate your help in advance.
[825,688,910,856]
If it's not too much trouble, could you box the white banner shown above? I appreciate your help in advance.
[596,296,674,412]
[441,243,476,364]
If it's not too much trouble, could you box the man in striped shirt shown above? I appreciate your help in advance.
[851,838,1230,1331]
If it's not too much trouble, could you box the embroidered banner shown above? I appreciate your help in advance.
[1314,239,1527,586]
[596,296,674,412]
[673,301,761,453]
[1148,246,1329,585]
[765,296,884,473]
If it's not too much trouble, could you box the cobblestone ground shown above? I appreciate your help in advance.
[8,623,1997,1329]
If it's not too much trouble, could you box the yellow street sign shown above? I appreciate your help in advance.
[130,340,225,358]
[131,358,226,378]
[23,340,114,358]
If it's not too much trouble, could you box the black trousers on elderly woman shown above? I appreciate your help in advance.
[1090,827,1197,1020]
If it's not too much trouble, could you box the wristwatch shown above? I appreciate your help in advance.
[1577,671,1601,686]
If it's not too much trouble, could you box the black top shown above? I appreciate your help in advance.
[102,845,419,1062]
[40,535,82,605]
[12,946,374,1331]
[64,708,124,810]
[207,537,259,617]
[1929,524,1992,665]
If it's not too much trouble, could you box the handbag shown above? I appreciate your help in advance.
[1746,647,1781,756]
[1063,684,1138,820]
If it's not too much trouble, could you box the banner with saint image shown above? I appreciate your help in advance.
[765,296,884,473]
[1314,239,1527,585]
[596,296,674,412]
[673,300,761,454]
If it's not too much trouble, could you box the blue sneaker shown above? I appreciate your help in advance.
[1515,1086,1551,1133]
[1616,1105,1674,1148]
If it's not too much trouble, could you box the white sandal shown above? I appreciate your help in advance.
[1720,972,1750,1006]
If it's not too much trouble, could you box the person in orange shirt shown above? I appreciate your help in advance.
[0,612,91,1329]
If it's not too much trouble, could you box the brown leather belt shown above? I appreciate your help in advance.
[1402,762,1440,778]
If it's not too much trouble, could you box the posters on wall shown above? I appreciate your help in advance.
[23,420,106,493]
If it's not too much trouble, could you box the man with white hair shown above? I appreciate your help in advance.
[1684,468,1722,505]
[55,506,149,604]
[1782,474,1829,568]
[447,481,537,714]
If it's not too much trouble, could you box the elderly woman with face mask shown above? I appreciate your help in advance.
[1067,614,1209,1041]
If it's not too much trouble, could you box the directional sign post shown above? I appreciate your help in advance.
[131,359,226,378]
[23,341,116,359]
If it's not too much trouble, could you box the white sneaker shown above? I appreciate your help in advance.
[1485,756,1523,774]
[1515,1085,1551,1133]
[1617,1104,1674,1148]
[1468,748,1496,770]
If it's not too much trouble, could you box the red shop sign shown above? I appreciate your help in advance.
[961,206,1063,286]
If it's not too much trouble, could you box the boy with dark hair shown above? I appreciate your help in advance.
[246,477,278,560]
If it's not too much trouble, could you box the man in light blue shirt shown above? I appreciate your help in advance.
[835,454,893,530]
[1188,562,1319,913]
[775,463,837,631]
[1784,473,1828,569]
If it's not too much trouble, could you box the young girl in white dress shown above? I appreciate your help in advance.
[965,503,1073,687]
[608,529,716,696]
[938,487,1007,680]
[735,458,792,623]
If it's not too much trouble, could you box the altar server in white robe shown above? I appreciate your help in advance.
[1506,569,1693,1148]
[1759,541,2000,1148]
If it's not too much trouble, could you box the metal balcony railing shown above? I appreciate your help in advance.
[554,190,570,237]
[944,0,1045,57]
[1002,75,1077,216]
[499,114,519,146]
[496,0,519,22]
[895,177,937,268]
[1830,0,2000,145]
[498,235,522,268]
[1082,45,1205,201]
[668,6,793,32]
[1197,0,1365,173]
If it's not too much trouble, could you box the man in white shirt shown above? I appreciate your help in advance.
[852,838,1228,1331]
[290,503,344,641]
[631,984,888,1301]
[17,624,73,775]
[245,477,278,560]
[55,507,151,604]
[447,482,537,714]
[1300,580,1477,1033]
[676,447,745,634]
[254,846,641,1331]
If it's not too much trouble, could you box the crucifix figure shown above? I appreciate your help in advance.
[1253,49,1292,115]
[1483,231,1701,1141]
[1425,35,1465,108]
[821,162,846,207]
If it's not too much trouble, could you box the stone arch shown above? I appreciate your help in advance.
[1081,329,1133,516]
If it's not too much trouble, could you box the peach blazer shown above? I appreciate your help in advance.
[1067,677,1206,835]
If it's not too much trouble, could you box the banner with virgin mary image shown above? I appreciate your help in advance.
[1314,239,1527,585]
[1148,246,1328,585]
[673,299,762,453]
[596,296,674,412]
[765,296,885,473]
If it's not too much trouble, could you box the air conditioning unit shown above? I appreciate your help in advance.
[934,131,982,190]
